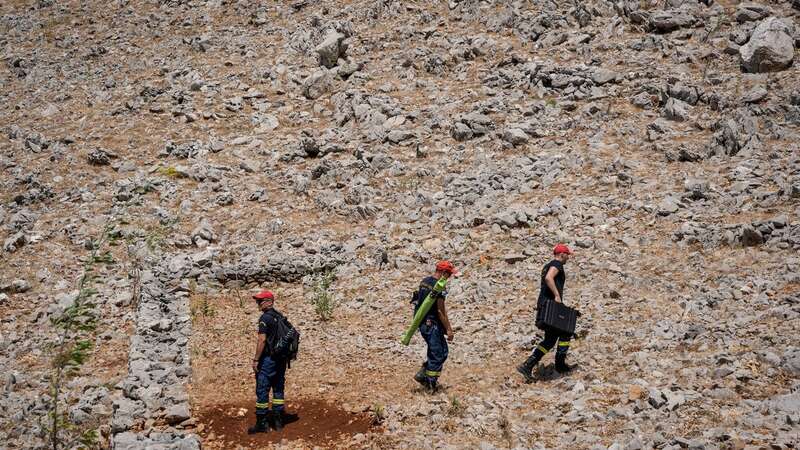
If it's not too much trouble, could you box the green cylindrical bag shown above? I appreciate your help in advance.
[400,276,448,345]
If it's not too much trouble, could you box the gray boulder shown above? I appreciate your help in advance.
[625,437,644,450]
[455,112,493,137]
[502,128,529,146]
[191,219,217,247]
[663,98,690,121]
[740,225,764,247]
[631,92,654,109]
[663,390,686,411]
[648,388,667,408]
[164,403,191,424]
[112,432,145,450]
[741,86,768,103]
[302,69,332,100]
[315,31,347,69]
[451,122,473,141]
[649,8,697,33]
[3,232,26,253]
[768,391,800,414]
[783,348,800,375]
[177,435,202,450]
[658,196,681,216]
[591,68,619,85]
[739,17,795,73]
[112,398,145,433]
[735,3,773,23]
[0,279,30,294]
[667,81,700,105]
[386,129,414,144]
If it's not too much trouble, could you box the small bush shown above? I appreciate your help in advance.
[191,298,215,321]
[499,415,513,445]
[310,269,336,321]
[158,166,184,178]
[371,403,386,425]
[200,298,215,317]
[447,395,466,417]
[142,217,178,251]
[45,222,113,449]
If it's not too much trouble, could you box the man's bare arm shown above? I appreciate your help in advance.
[254,333,266,360]
[252,333,267,373]
[436,297,454,341]
[545,266,561,302]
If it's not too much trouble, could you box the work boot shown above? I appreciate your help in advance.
[516,355,539,383]
[247,414,269,434]
[516,364,535,383]
[555,361,574,374]
[425,377,438,394]
[269,411,284,432]
[414,364,426,385]
[554,354,574,374]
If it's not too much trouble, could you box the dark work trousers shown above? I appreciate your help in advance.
[419,319,449,382]
[525,326,572,366]
[255,356,287,416]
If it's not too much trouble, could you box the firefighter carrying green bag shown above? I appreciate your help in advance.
[402,261,456,393]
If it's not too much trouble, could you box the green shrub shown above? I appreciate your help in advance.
[371,403,386,425]
[45,222,115,449]
[310,269,336,321]
[447,395,466,417]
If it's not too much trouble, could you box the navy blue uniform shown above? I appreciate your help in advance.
[412,276,449,382]
[255,310,286,416]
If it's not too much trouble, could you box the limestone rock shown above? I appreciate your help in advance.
[302,70,333,100]
[315,31,348,69]
[739,17,795,73]
[164,403,191,424]
[735,3,773,23]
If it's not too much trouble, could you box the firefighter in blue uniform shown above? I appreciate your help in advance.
[412,261,456,393]
[248,290,287,434]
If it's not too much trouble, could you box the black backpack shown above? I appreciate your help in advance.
[410,279,438,312]
[264,309,300,366]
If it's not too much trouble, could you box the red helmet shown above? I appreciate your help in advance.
[553,244,573,255]
[252,290,275,301]
[435,260,457,275]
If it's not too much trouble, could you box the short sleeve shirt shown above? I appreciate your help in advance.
[414,276,447,325]
[258,311,273,334]
[538,260,565,304]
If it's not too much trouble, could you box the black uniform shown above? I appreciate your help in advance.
[535,260,566,326]
[520,259,573,376]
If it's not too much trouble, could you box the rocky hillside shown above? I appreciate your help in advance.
[1,0,799,448]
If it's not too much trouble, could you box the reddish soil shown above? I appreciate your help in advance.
[195,398,376,449]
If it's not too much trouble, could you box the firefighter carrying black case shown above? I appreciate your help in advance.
[536,300,579,334]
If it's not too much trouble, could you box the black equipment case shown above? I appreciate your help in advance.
[536,300,579,334]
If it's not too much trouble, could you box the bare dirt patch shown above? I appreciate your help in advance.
[195,398,376,449]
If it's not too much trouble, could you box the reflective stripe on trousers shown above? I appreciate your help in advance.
[255,356,287,415]
[420,320,448,377]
